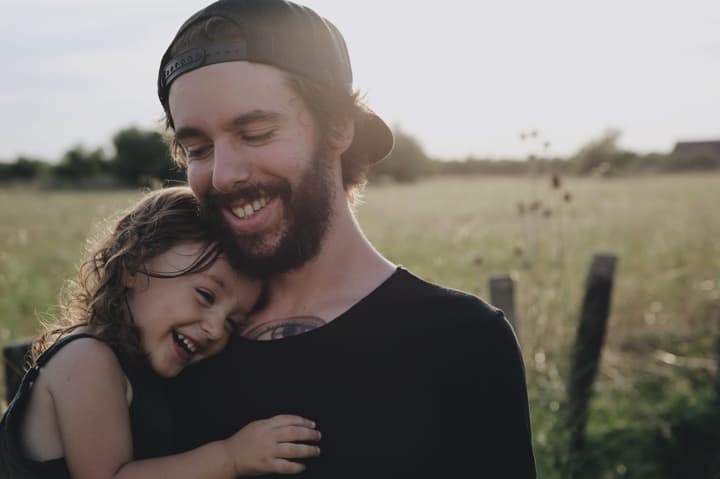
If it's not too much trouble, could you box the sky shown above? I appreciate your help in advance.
[1,0,719,162]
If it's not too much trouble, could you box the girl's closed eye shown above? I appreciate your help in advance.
[196,288,215,305]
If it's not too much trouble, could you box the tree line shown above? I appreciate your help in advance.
[371,128,720,182]
[0,128,183,188]
[1,127,719,187]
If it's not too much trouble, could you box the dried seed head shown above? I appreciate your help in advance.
[551,174,561,189]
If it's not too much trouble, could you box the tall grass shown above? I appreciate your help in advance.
[1,174,719,477]
[0,188,140,340]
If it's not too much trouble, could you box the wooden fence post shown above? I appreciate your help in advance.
[715,317,720,405]
[489,274,518,338]
[3,339,32,403]
[565,253,618,453]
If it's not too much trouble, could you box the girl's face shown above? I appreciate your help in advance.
[126,241,261,378]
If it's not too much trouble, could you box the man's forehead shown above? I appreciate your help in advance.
[170,60,287,93]
[168,61,299,126]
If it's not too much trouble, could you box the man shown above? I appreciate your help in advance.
[159,0,536,477]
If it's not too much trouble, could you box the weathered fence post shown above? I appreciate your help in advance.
[715,313,720,405]
[489,274,518,338]
[565,253,618,453]
[3,339,32,403]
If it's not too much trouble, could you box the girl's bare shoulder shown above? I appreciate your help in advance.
[39,336,127,394]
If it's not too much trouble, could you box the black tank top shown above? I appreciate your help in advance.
[0,333,173,478]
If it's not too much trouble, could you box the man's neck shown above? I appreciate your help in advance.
[244,196,395,338]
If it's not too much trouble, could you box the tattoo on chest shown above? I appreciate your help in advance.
[240,316,327,340]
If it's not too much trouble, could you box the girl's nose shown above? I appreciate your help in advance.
[201,313,226,341]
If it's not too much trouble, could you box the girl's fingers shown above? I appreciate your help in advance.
[275,442,322,459]
[269,458,307,475]
[268,415,317,429]
[275,425,322,443]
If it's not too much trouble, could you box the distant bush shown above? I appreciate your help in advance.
[369,126,433,183]
[112,127,184,186]
[0,157,47,182]
[52,145,112,181]
[568,129,625,175]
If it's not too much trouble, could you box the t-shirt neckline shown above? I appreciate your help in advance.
[233,266,406,345]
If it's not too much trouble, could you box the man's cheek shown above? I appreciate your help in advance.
[187,163,212,200]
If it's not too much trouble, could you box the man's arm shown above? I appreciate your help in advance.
[432,308,536,477]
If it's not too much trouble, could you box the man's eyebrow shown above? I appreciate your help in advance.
[174,126,207,143]
[227,110,281,130]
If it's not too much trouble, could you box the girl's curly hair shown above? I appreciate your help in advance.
[32,186,223,369]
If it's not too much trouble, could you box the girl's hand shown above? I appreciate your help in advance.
[222,415,321,476]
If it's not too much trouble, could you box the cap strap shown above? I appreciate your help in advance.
[161,39,271,91]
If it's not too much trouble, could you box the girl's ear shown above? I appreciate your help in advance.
[123,270,137,289]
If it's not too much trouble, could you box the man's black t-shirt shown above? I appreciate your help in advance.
[168,267,536,478]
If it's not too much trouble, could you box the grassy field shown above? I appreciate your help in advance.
[2,173,720,477]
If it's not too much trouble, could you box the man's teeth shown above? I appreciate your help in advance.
[175,332,197,354]
[232,197,269,219]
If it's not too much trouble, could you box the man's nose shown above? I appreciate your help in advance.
[212,139,251,193]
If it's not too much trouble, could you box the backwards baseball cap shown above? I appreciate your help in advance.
[158,0,393,164]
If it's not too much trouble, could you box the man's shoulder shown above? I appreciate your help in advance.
[384,267,500,315]
[369,267,522,362]
[374,267,512,333]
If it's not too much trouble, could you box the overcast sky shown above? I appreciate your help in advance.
[1,0,719,162]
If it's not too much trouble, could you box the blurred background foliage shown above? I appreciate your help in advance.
[2,126,719,187]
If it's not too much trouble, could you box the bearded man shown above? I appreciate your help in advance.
[159,1,536,477]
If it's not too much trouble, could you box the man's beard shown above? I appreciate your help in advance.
[201,151,335,277]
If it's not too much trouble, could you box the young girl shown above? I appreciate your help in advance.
[0,187,321,478]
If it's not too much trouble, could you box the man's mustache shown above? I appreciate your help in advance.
[204,179,292,209]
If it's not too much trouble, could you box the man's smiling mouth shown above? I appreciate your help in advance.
[230,196,270,219]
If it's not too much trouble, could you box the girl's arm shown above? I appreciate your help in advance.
[46,338,320,479]
[116,415,321,478]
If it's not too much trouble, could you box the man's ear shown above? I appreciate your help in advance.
[327,116,354,154]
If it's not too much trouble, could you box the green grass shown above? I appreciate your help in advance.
[0,188,139,337]
[2,173,720,477]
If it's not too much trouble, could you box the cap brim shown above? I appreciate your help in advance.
[350,108,394,165]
